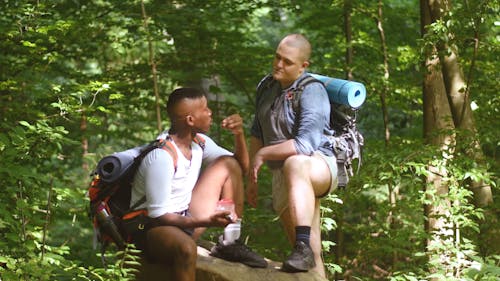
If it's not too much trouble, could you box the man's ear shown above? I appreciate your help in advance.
[185,115,194,126]
[302,60,310,68]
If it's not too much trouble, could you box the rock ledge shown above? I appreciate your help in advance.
[135,246,327,281]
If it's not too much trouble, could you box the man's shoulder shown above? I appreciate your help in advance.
[295,75,329,105]
[296,83,326,100]
[296,73,323,88]
[142,148,175,165]
[134,148,175,181]
[302,79,326,92]
[196,133,210,144]
[196,134,219,150]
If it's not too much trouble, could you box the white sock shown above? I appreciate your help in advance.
[223,219,241,244]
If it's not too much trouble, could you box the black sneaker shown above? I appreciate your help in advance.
[210,236,268,268]
[281,241,316,272]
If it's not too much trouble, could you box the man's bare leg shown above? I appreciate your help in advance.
[189,156,267,268]
[280,154,330,277]
[146,226,197,281]
[189,156,243,240]
[280,201,326,277]
[311,198,326,277]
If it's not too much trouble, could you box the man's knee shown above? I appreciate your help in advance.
[283,154,310,174]
[215,155,242,176]
[146,227,197,264]
[173,239,197,264]
[155,238,196,266]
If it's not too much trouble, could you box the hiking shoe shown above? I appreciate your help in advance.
[210,236,268,268]
[281,241,316,272]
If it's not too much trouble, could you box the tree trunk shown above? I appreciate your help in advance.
[141,0,162,134]
[375,0,390,146]
[344,0,353,81]
[375,0,400,267]
[421,1,455,278]
[426,0,492,206]
[422,50,455,280]
[81,111,89,172]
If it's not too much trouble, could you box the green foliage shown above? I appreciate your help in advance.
[463,255,500,281]
[80,246,142,281]
[1,0,498,281]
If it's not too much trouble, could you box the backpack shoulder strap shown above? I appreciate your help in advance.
[129,142,162,174]
[292,74,323,112]
[124,142,164,212]
[156,138,179,169]
[256,74,274,105]
[156,134,206,170]
[193,133,206,150]
[257,74,274,93]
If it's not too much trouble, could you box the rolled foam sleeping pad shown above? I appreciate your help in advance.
[310,73,367,109]
[96,145,145,183]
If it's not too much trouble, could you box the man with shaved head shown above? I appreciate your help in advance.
[130,88,267,281]
[248,34,337,277]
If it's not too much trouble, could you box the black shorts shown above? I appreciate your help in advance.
[129,210,194,260]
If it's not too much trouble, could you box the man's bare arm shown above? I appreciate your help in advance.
[221,114,249,174]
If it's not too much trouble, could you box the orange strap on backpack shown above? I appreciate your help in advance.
[156,134,206,170]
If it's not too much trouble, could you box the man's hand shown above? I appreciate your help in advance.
[221,113,249,173]
[250,150,265,183]
[246,150,264,208]
[247,137,265,208]
[221,114,244,135]
[209,211,233,227]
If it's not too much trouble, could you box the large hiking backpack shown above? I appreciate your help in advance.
[256,73,365,188]
[87,134,205,255]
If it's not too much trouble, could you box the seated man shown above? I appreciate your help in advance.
[247,34,337,278]
[130,87,267,281]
